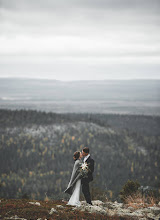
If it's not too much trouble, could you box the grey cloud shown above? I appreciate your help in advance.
[1,0,160,10]
[0,0,159,80]
[1,0,160,26]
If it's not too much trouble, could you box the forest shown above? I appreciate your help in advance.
[0,109,160,201]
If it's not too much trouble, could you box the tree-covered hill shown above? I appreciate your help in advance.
[0,109,160,201]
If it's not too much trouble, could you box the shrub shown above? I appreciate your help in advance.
[119,179,140,203]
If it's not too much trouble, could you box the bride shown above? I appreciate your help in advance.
[64,151,82,206]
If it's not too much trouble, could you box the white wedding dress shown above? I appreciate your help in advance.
[65,159,81,207]
[67,178,81,207]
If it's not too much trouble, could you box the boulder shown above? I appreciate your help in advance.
[28,202,40,206]
[56,205,64,209]
[49,208,57,215]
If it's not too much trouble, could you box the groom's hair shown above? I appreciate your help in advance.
[83,147,89,153]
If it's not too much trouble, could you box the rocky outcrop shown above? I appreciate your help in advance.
[72,200,160,220]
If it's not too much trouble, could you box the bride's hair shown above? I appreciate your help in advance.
[73,151,80,161]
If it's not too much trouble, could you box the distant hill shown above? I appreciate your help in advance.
[0,109,159,201]
[0,78,160,115]
[0,78,160,101]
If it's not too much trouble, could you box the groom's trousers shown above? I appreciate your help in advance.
[81,178,92,205]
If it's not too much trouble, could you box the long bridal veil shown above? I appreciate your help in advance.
[64,158,82,206]
[67,178,81,207]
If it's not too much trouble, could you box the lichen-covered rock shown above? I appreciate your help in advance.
[4,215,27,220]
[75,203,107,215]
[147,212,157,219]
[49,208,57,215]
[56,205,64,209]
[72,200,160,219]
[147,206,160,215]
[92,200,104,206]
[105,201,123,209]
[28,202,40,206]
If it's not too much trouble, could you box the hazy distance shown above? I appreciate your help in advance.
[0,78,159,116]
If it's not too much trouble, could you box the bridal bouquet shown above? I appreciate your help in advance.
[79,162,90,178]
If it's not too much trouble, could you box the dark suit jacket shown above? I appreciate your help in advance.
[83,156,94,182]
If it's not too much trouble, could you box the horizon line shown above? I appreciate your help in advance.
[0,76,160,82]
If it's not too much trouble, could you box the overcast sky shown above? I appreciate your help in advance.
[0,0,160,81]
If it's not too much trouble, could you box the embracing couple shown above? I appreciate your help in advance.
[64,147,94,207]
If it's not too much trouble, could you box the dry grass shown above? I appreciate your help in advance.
[124,191,158,209]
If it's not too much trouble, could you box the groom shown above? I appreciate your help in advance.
[81,147,94,205]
